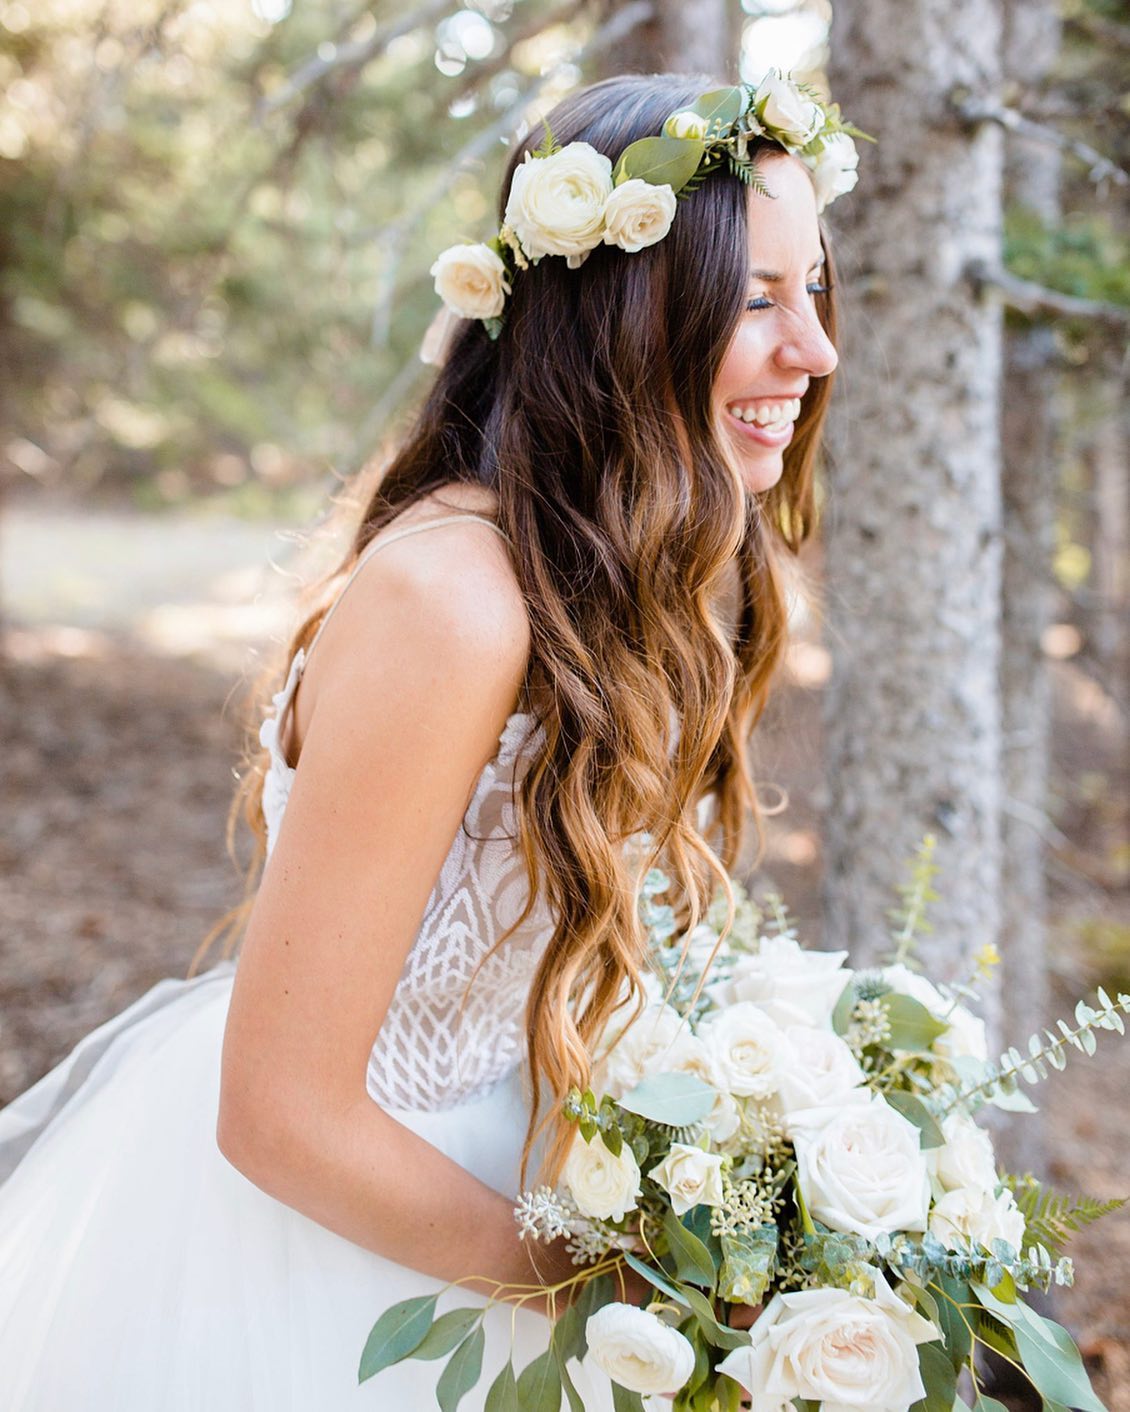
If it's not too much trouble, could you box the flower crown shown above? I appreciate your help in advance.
[428,72,872,340]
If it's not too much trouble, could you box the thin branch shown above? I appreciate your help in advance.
[258,0,455,117]
[953,94,1129,189]
[966,258,1130,328]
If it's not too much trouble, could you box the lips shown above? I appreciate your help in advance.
[725,406,795,449]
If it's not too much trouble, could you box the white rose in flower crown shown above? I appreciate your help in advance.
[791,1095,931,1239]
[776,1024,869,1126]
[562,1132,641,1222]
[929,1112,999,1194]
[586,1304,695,1396]
[716,1273,937,1412]
[804,131,860,213]
[594,1001,690,1100]
[699,1001,787,1100]
[602,178,678,253]
[883,963,989,1063]
[650,1142,725,1216]
[719,935,851,1029]
[428,243,510,321]
[503,142,613,267]
[663,109,710,141]
[930,1185,1027,1254]
[753,71,825,147]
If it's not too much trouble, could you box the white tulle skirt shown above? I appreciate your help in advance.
[0,965,620,1410]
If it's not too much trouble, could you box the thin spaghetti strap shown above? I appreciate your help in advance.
[301,512,509,673]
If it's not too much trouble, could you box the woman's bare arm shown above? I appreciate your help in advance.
[216,525,574,1298]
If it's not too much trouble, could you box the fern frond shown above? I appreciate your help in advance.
[530,118,560,160]
[1005,1175,1126,1257]
[885,833,939,964]
[727,152,771,198]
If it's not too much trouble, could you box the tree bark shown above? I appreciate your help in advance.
[599,0,735,81]
[995,0,1062,1178]
[822,2,1006,1025]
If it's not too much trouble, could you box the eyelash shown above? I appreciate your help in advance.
[746,283,829,311]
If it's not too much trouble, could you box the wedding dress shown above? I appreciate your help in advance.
[0,512,630,1411]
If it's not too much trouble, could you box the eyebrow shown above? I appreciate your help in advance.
[749,253,826,282]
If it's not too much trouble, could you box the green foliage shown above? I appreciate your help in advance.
[1005,207,1130,312]
[612,135,705,193]
[1006,1175,1127,1258]
[886,834,940,965]
[718,1225,777,1305]
[617,1072,717,1128]
[358,1293,438,1382]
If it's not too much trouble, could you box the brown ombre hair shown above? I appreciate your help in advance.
[196,73,839,1180]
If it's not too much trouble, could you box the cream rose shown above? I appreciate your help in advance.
[929,1112,999,1194]
[804,131,860,213]
[930,1185,1027,1254]
[753,72,824,147]
[602,178,678,253]
[562,1132,641,1222]
[503,141,613,266]
[718,935,851,1029]
[776,1024,868,1125]
[716,1274,937,1412]
[586,1304,695,1396]
[791,1096,931,1239]
[649,1142,725,1216]
[699,1001,787,1100]
[663,109,710,141]
[883,963,989,1063]
[428,242,510,320]
[593,1002,691,1100]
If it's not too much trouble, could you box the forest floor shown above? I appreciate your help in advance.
[1,496,1127,1408]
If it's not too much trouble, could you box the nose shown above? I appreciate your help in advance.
[776,304,838,379]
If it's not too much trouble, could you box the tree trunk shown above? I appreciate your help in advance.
[996,0,1062,1177]
[822,3,1006,1023]
[600,0,735,81]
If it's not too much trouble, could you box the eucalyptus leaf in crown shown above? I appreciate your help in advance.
[428,71,875,336]
[360,834,1127,1411]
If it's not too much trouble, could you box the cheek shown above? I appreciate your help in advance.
[715,322,773,403]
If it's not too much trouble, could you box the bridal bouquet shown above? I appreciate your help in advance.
[360,837,1127,1411]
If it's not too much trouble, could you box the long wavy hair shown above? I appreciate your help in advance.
[195,73,839,1181]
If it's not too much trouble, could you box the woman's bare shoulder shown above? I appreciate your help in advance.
[286,486,530,766]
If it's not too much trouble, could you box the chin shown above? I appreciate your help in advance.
[737,453,785,496]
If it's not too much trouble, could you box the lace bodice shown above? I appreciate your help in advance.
[256,513,557,1113]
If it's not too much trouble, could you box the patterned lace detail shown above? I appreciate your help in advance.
[259,649,555,1112]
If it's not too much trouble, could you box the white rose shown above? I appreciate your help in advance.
[602,178,678,253]
[776,1024,868,1127]
[930,1185,1027,1254]
[562,1132,641,1222]
[503,141,613,266]
[717,1274,937,1412]
[586,1303,696,1396]
[791,1096,931,1239]
[721,935,851,1029]
[663,109,709,141]
[804,131,859,213]
[593,1002,690,1100]
[649,1142,725,1217]
[929,1112,999,1194]
[753,72,824,147]
[700,1002,787,1100]
[428,242,510,320]
[883,964,989,1063]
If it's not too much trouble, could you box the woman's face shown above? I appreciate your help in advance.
[713,154,838,495]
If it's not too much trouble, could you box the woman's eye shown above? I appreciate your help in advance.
[745,284,829,313]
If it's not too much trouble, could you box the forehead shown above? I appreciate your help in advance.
[744,154,823,272]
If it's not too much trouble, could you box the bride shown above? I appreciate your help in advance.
[0,69,844,1409]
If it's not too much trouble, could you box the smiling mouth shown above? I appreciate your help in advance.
[724,406,796,449]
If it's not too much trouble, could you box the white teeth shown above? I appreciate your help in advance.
[728,396,801,426]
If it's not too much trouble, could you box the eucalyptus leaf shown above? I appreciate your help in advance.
[410,1308,482,1361]
[555,1349,585,1412]
[688,86,745,133]
[612,136,705,193]
[885,1090,946,1148]
[623,1251,692,1307]
[484,1360,519,1412]
[611,1381,646,1411]
[516,1349,562,1412]
[983,1294,1105,1412]
[881,993,949,1052]
[832,979,857,1036]
[619,1072,717,1128]
[930,1276,973,1368]
[437,1326,485,1412]
[358,1293,437,1382]
[718,1225,776,1305]
[664,1209,717,1287]
[675,1282,750,1351]
[909,1341,956,1412]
